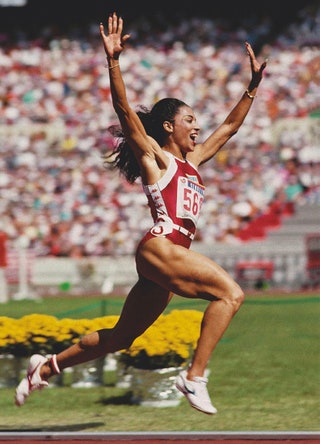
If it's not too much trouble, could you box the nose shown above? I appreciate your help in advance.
[193,120,200,131]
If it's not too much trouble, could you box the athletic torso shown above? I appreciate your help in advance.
[140,152,205,249]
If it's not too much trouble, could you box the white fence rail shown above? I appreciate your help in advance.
[3,237,316,300]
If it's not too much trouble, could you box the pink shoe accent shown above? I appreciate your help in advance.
[50,354,61,375]
[15,354,48,407]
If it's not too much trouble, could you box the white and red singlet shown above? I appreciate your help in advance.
[139,152,205,249]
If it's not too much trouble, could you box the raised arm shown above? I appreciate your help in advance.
[100,13,154,161]
[190,42,267,166]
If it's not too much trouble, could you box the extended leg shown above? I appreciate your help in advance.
[40,277,172,378]
[15,277,172,406]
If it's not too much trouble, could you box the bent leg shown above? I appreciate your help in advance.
[41,277,172,379]
[136,238,245,378]
[188,292,241,379]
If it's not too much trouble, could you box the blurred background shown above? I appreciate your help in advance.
[0,0,319,300]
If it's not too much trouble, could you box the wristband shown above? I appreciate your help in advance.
[245,89,256,99]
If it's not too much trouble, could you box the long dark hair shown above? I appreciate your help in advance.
[104,98,187,183]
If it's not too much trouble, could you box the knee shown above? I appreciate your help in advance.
[229,284,245,312]
[78,329,135,354]
[78,331,100,350]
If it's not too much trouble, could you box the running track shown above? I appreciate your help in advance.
[0,432,319,443]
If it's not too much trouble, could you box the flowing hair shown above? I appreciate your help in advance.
[103,98,188,183]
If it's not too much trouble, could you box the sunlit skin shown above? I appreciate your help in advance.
[164,107,201,157]
[37,13,266,393]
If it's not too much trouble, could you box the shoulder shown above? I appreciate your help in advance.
[139,142,172,185]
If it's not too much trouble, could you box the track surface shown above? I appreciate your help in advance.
[0,432,319,443]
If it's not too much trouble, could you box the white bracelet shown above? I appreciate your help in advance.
[108,63,120,70]
[245,89,256,99]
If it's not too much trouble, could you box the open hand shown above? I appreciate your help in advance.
[245,41,267,87]
[100,12,130,60]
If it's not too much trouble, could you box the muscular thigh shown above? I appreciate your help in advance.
[136,237,239,300]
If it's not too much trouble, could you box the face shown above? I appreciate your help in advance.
[170,105,200,153]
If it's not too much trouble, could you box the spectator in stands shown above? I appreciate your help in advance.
[15,12,266,414]
[0,229,8,303]
[1,4,319,253]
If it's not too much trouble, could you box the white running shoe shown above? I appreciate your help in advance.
[15,354,49,407]
[175,370,217,415]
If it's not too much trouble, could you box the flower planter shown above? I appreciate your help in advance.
[0,355,64,388]
[71,357,105,387]
[0,310,202,393]
[0,355,25,387]
[129,366,183,407]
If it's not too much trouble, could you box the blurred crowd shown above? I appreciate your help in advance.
[0,5,319,256]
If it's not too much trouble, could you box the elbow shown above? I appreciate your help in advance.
[230,129,238,138]
[226,121,240,138]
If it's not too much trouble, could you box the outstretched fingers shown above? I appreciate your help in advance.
[102,12,130,46]
[113,14,131,47]
[108,12,114,35]
[259,58,267,74]
[117,15,124,35]
[106,12,122,36]
[245,41,267,76]
[245,41,254,56]
[100,12,131,59]
[99,22,106,38]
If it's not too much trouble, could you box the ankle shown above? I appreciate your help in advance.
[40,362,52,380]
[41,355,61,380]
[187,366,206,380]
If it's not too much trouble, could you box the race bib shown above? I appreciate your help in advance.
[176,176,205,225]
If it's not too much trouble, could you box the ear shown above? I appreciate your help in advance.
[163,120,174,133]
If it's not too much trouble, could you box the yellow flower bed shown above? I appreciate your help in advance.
[0,310,202,368]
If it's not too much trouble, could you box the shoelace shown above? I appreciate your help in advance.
[27,362,48,391]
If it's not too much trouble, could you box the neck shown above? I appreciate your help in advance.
[162,147,185,161]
